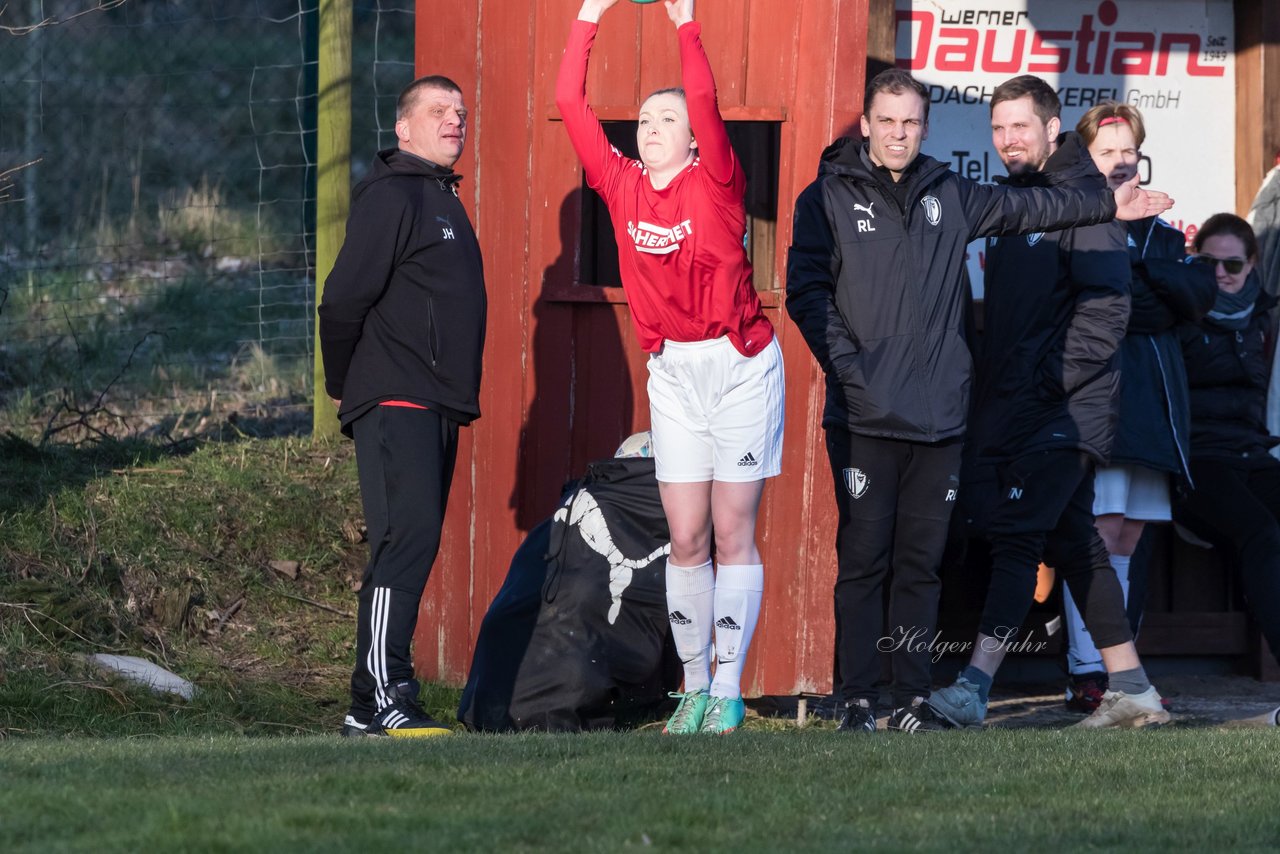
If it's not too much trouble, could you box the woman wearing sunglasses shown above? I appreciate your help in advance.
[1175,213,1280,703]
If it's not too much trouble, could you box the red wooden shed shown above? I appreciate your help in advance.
[409,0,1280,692]
[410,0,893,696]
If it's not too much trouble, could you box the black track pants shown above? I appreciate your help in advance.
[826,428,961,706]
[980,450,1131,651]
[349,406,459,719]
[1175,458,1280,665]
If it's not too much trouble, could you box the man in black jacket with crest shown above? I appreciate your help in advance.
[786,68,1171,734]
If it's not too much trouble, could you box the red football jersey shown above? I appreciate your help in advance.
[556,20,774,357]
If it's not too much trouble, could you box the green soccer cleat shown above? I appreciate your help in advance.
[663,688,710,735]
[699,695,746,735]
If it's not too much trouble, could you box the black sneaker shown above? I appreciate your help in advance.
[367,679,453,739]
[1065,671,1108,714]
[341,714,374,737]
[887,697,951,733]
[836,699,877,733]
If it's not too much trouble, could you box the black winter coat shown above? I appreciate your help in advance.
[968,133,1130,464]
[786,139,1118,443]
[318,149,487,435]
[1108,218,1216,475]
[1179,281,1279,463]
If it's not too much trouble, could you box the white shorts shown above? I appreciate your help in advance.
[646,335,784,483]
[1092,464,1171,520]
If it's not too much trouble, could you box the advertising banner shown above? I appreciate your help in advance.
[895,0,1235,296]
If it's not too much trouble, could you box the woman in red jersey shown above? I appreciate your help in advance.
[556,0,784,735]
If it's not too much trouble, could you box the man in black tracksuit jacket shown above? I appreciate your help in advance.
[929,76,1169,730]
[319,75,487,738]
[785,69,1169,733]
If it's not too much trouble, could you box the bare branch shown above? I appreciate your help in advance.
[0,160,42,183]
[39,328,160,447]
[0,0,129,36]
[0,157,42,205]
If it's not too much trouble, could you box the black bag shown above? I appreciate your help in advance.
[458,456,681,731]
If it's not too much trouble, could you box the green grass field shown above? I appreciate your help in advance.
[2,729,1277,851]
[3,437,1278,850]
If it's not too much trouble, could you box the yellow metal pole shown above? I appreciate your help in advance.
[313,0,352,438]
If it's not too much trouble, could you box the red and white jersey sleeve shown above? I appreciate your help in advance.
[555,20,774,357]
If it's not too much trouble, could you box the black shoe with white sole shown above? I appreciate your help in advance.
[836,699,877,733]
[341,714,374,737]
[887,697,951,733]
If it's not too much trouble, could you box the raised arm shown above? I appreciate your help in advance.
[666,0,737,185]
[555,0,626,188]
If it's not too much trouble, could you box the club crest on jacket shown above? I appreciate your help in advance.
[920,195,941,226]
[844,467,870,499]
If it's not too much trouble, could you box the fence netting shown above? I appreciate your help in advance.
[0,0,413,444]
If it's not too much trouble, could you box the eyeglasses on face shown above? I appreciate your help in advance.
[1193,254,1248,275]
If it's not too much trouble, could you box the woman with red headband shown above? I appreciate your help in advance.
[1059,103,1216,713]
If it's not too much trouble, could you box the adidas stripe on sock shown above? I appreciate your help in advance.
[666,559,715,692]
[710,563,764,699]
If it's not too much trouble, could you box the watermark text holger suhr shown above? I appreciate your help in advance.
[877,627,1049,663]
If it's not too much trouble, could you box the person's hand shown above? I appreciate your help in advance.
[665,0,694,27]
[577,0,622,24]
[330,398,341,410]
[1113,172,1173,221]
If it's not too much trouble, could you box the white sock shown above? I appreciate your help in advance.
[665,559,715,692]
[1063,584,1101,676]
[1110,553,1131,602]
[709,563,764,699]
[1064,553,1132,677]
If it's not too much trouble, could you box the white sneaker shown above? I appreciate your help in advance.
[1070,686,1171,729]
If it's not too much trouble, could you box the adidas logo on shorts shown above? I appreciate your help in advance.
[716,616,742,631]
[737,452,758,467]
[668,610,692,626]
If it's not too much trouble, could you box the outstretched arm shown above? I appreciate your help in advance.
[667,0,737,185]
[1113,173,1173,222]
[960,173,1174,241]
